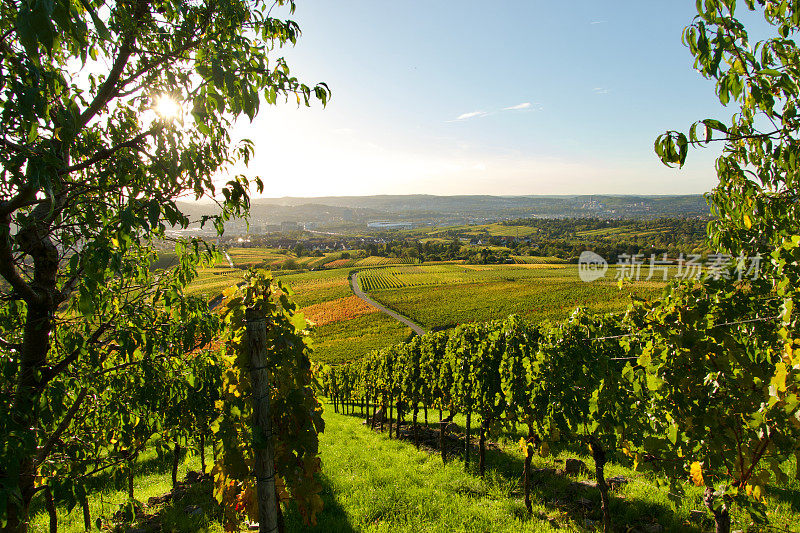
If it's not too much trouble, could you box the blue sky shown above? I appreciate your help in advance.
[231,1,764,197]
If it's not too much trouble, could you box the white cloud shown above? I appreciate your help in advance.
[592,87,610,95]
[455,110,488,120]
[504,102,532,111]
[590,20,607,25]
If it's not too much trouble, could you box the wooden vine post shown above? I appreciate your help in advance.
[246,308,280,533]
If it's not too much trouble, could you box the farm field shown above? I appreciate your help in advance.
[184,267,244,299]
[310,312,413,364]
[184,260,669,363]
[181,262,405,363]
[423,222,541,238]
[359,264,666,330]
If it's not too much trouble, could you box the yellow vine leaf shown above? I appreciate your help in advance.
[690,461,705,487]
[622,441,633,458]
[744,214,752,229]
[772,362,788,393]
[518,437,527,453]
[538,442,550,457]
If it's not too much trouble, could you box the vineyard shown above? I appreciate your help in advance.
[361,264,665,330]
[357,263,580,292]
[319,293,800,532]
[355,256,417,267]
[357,267,408,291]
[511,255,567,264]
[4,1,800,532]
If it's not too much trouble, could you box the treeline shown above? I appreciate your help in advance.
[507,217,710,261]
[317,278,796,533]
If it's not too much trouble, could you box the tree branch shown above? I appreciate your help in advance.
[58,128,158,175]
[0,216,39,304]
[42,321,113,384]
[75,0,151,132]
[34,387,88,467]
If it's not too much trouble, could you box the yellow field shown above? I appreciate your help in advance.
[301,295,378,327]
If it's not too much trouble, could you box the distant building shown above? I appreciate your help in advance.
[280,221,299,232]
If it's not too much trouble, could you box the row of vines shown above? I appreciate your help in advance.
[319,271,800,533]
[357,269,408,291]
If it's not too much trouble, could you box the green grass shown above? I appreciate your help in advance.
[29,446,225,533]
[31,406,800,532]
[306,405,800,533]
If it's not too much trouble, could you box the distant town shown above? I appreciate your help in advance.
[171,194,710,238]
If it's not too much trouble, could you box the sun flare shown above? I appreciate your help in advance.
[154,94,181,120]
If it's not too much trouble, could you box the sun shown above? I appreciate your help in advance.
[154,94,181,120]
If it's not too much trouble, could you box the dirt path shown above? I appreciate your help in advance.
[350,272,426,336]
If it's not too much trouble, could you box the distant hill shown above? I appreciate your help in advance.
[174,194,710,235]
[180,194,708,221]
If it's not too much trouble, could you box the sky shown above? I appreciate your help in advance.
[228,1,766,198]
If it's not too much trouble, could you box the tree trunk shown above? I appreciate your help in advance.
[465,410,471,471]
[199,432,206,474]
[478,419,487,478]
[7,301,56,533]
[704,487,731,533]
[413,403,419,448]
[172,440,182,488]
[43,486,57,533]
[380,395,385,431]
[128,462,135,500]
[523,425,534,514]
[589,438,612,533]
[396,400,402,439]
[439,409,446,463]
[424,403,428,427]
[81,493,91,531]
[388,395,393,438]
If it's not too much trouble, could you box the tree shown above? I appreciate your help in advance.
[0,0,329,530]
[652,2,800,530]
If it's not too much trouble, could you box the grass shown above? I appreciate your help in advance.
[31,405,800,532]
[29,446,225,533]
[304,405,800,533]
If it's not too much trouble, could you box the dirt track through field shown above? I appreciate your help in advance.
[350,272,426,336]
